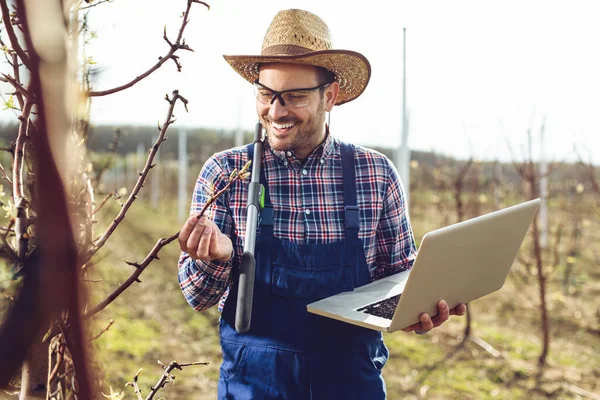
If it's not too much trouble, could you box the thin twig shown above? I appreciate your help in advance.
[12,99,32,202]
[76,0,114,11]
[127,369,144,400]
[92,191,113,215]
[145,360,209,400]
[85,91,187,262]
[87,319,114,341]
[0,73,33,99]
[48,339,66,384]
[0,0,31,69]
[13,99,32,259]
[11,52,24,108]
[84,160,250,319]
[88,0,208,97]
[0,162,13,186]
[0,219,15,258]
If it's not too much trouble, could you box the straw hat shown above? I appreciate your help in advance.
[223,9,371,105]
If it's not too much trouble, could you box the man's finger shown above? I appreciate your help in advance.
[432,301,450,327]
[450,303,467,316]
[178,215,199,249]
[418,313,434,332]
[186,222,206,258]
[196,225,213,260]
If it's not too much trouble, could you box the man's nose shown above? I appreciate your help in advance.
[268,97,288,120]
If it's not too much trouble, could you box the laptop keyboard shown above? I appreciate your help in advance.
[356,294,401,320]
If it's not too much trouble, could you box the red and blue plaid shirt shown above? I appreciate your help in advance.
[178,133,416,312]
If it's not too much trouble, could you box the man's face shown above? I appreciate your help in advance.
[256,63,338,159]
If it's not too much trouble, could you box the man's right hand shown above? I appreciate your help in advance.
[179,215,233,262]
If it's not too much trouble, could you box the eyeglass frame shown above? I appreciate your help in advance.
[253,79,333,108]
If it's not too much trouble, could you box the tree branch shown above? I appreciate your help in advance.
[87,0,208,97]
[145,360,209,400]
[92,191,114,215]
[0,161,13,186]
[13,99,32,259]
[0,0,31,69]
[76,0,114,11]
[127,368,144,400]
[84,159,250,319]
[12,98,32,201]
[87,319,114,341]
[1,72,33,99]
[85,91,187,262]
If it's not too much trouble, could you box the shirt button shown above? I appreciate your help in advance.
[320,158,325,164]
[302,169,308,175]
[286,151,293,157]
[305,209,311,215]
[284,161,288,166]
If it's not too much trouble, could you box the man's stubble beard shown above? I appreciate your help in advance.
[264,96,327,155]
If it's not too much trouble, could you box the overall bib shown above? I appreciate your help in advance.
[218,142,388,400]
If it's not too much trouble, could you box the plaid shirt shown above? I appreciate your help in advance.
[178,133,416,312]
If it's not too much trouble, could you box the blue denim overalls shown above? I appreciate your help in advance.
[218,142,388,399]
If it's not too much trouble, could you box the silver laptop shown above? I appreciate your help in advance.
[307,199,541,332]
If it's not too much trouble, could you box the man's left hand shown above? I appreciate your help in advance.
[401,301,467,334]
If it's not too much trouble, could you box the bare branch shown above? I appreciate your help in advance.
[126,369,145,400]
[0,161,13,186]
[92,191,114,215]
[12,99,32,259]
[88,0,208,97]
[84,160,250,318]
[12,51,24,108]
[86,91,187,261]
[0,0,31,69]
[145,360,209,400]
[0,73,33,99]
[12,99,32,201]
[88,319,114,341]
[76,0,114,11]
[47,338,65,384]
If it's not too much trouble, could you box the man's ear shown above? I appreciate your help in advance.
[324,81,340,112]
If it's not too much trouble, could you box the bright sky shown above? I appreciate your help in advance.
[5,0,600,164]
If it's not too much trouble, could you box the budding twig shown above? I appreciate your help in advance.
[92,191,115,215]
[84,160,250,319]
[88,0,209,97]
[0,161,13,186]
[0,0,31,69]
[86,91,187,263]
[88,319,114,341]
[126,360,209,400]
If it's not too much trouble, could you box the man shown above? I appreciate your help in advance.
[178,9,466,399]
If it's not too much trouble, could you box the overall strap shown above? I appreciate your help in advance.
[246,143,273,235]
[340,142,359,241]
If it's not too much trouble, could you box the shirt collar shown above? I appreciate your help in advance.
[265,125,335,167]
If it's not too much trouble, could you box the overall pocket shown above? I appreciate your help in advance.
[219,340,248,382]
[272,262,354,300]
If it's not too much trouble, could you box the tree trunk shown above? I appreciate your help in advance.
[19,335,48,400]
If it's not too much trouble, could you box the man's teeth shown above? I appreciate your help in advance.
[273,122,296,129]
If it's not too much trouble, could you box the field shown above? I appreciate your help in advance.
[72,186,600,400]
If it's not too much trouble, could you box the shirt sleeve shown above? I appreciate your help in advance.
[372,158,417,280]
[177,154,238,312]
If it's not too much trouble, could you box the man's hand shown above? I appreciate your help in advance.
[178,215,233,262]
[402,301,467,334]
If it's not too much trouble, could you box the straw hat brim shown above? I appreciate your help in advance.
[223,49,371,105]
